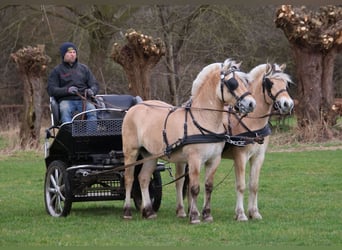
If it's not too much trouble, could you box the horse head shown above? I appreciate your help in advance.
[262,63,294,114]
[220,59,256,114]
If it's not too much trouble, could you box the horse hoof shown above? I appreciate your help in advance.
[146,213,157,219]
[249,212,262,220]
[203,215,213,223]
[190,219,201,224]
[123,207,132,219]
[190,213,201,224]
[177,213,187,218]
[235,213,248,221]
[123,215,133,220]
[142,207,157,219]
[176,207,187,218]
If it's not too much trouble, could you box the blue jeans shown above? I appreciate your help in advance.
[59,100,97,123]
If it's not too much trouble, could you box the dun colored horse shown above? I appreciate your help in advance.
[175,63,294,221]
[121,58,256,224]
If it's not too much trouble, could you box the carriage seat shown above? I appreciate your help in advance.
[96,94,142,110]
[49,95,143,126]
[49,97,60,126]
[95,94,143,119]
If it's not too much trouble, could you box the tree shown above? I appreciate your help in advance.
[156,5,209,105]
[111,28,166,100]
[275,5,342,140]
[11,45,51,148]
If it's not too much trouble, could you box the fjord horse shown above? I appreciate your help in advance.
[175,63,294,221]
[121,59,256,224]
[224,63,293,221]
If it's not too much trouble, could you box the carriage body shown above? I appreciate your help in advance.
[44,94,164,217]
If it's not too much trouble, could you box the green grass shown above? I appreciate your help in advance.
[0,150,341,247]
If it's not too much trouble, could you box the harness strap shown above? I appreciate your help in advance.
[81,90,87,120]
[236,124,272,138]
[223,124,272,150]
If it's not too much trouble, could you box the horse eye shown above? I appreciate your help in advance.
[225,78,238,91]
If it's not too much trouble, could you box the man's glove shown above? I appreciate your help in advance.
[86,88,94,97]
[67,86,78,95]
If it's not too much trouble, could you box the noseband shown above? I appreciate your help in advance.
[262,76,288,110]
[220,66,251,109]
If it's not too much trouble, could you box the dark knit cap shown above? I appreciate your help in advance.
[59,42,77,58]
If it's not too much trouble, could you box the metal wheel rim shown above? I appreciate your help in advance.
[45,166,67,217]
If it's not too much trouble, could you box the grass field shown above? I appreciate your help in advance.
[0,148,341,247]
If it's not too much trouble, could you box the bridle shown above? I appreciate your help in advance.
[262,74,288,111]
[220,66,252,113]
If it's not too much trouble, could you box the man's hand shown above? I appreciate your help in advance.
[86,88,94,97]
[67,86,78,95]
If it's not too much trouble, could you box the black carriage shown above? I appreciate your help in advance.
[44,94,164,217]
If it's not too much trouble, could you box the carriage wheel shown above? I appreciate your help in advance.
[44,160,72,217]
[132,170,162,212]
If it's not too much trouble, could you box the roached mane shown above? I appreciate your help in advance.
[191,58,250,96]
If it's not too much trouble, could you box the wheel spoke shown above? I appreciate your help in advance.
[55,195,63,214]
[57,189,66,201]
[50,174,57,189]
[50,193,57,206]
[54,168,60,184]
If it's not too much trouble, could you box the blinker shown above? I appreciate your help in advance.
[263,78,273,90]
[224,78,239,92]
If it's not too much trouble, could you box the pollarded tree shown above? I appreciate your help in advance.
[275,5,342,140]
[111,28,166,100]
[11,45,51,148]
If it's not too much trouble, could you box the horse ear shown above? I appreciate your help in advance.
[280,63,286,71]
[236,61,242,69]
[265,63,272,75]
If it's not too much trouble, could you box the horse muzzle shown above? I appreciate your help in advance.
[274,98,294,114]
[235,96,256,114]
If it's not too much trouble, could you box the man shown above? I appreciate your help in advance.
[47,42,99,123]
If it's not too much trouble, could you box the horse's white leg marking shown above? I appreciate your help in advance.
[248,144,267,220]
[234,153,248,221]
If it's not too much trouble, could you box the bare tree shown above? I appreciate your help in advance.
[156,5,210,105]
[275,5,342,140]
[111,29,166,100]
[11,45,50,148]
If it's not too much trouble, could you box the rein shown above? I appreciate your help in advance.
[75,92,132,110]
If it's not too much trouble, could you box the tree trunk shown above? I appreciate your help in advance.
[321,48,338,127]
[11,45,50,149]
[122,63,152,100]
[19,75,43,148]
[293,46,338,139]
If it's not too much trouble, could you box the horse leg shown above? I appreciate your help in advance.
[123,150,139,219]
[248,147,266,220]
[202,156,221,222]
[187,159,201,224]
[175,163,187,218]
[234,152,248,221]
[139,159,158,219]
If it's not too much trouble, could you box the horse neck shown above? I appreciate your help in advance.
[191,78,225,128]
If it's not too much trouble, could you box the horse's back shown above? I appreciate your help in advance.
[122,100,176,154]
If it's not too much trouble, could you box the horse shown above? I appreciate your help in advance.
[175,63,294,221]
[121,58,256,224]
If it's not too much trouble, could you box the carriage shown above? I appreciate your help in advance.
[43,94,165,217]
[43,59,293,223]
